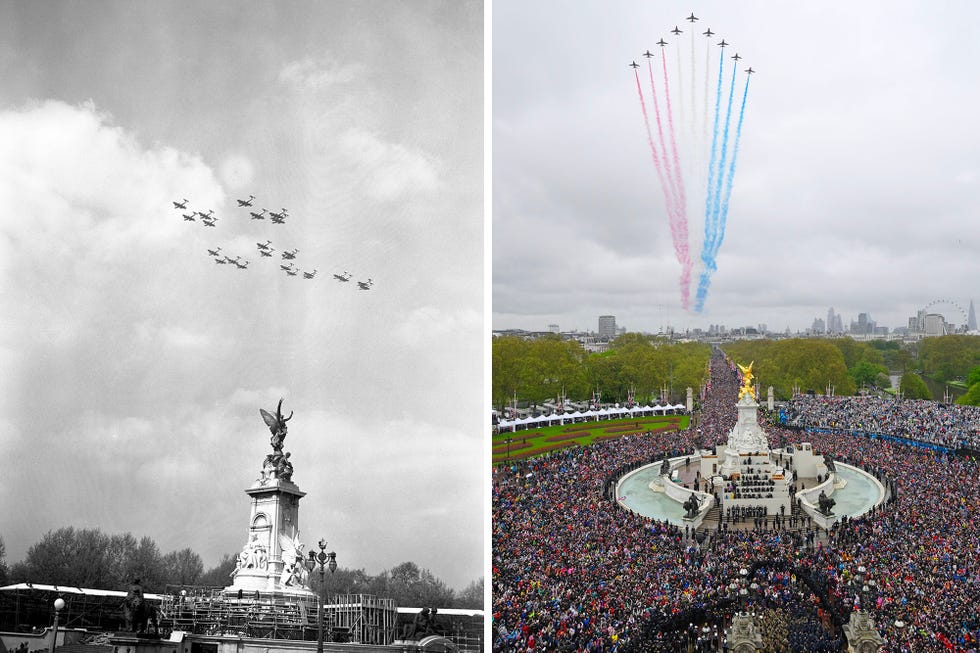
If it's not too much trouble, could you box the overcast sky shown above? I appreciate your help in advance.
[493,0,980,335]
[0,1,483,591]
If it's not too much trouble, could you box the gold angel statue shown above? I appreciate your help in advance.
[737,362,755,400]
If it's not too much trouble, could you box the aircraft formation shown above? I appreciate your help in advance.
[170,196,374,290]
[630,13,754,313]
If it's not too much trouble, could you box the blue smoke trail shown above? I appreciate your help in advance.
[714,75,751,268]
[699,49,725,282]
[695,58,737,311]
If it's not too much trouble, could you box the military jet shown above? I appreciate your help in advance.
[173,199,189,209]
[281,249,299,260]
[731,53,742,62]
[269,208,289,224]
[630,61,639,69]
[303,269,317,279]
[214,257,228,265]
[207,247,222,257]
[196,209,215,221]
[259,248,275,257]
[357,279,373,290]
[333,271,351,282]
[657,38,668,47]
[718,39,728,48]
[250,209,267,220]
[234,259,249,270]
[671,26,682,35]
[182,213,196,221]
[224,255,241,265]
[643,50,654,58]
[202,217,218,227]
[280,263,296,273]
[256,240,272,251]
[703,28,714,37]
[237,195,256,207]
[285,267,298,276]
[686,12,698,22]
[745,67,755,75]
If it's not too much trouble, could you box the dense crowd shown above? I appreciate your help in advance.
[492,349,980,652]
[783,394,980,449]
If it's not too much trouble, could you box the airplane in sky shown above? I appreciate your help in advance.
[745,67,755,74]
[256,240,272,251]
[207,247,221,257]
[333,271,351,282]
[269,208,288,224]
[718,39,729,48]
[686,13,698,22]
[236,195,255,207]
[196,209,214,221]
[731,53,742,62]
[643,50,654,58]
[670,26,682,35]
[201,217,217,227]
[280,263,296,273]
[173,199,189,209]
[629,61,639,69]
[250,209,267,220]
[703,28,714,37]
[182,213,196,222]
[281,249,299,260]
[357,279,373,291]
[657,38,668,47]
[285,267,298,277]
[303,269,317,279]
[235,260,249,270]
[259,248,275,257]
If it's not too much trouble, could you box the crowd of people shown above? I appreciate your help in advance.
[492,349,980,652]
[782,394,980,449]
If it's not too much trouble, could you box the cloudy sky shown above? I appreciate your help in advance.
[0,1,483,591]
[493,0,980,335]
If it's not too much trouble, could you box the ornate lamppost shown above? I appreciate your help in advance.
[49,597,65,653]
[305,539,337,653]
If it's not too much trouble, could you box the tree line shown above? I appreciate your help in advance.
[0,530,482,609]
[493,333,980,408]
[492,333,710,409]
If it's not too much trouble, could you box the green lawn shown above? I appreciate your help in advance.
[492,415,689,465]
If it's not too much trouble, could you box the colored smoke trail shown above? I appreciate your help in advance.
[647,61,682,224]
[660,53,692,306]
[700,48,725,284]
[695,69,750,312]
[634,70,678,264]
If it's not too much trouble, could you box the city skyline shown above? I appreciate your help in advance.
[493,0,980,335]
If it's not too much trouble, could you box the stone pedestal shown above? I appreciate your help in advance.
[225,473,314,597]
[728,613,764,652]
[842,610,885,652]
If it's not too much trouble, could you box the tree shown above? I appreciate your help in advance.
[956,381,980,407]
[374,561,456,608]
[162,548,204,586]
[198,553,238,587]
[849,360,889,390]
[0,535,8,586]
[900,373,932,400]
[455,577,483,609]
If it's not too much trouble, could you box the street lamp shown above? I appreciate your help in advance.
[305,539,337,653]
[49,597,65,653]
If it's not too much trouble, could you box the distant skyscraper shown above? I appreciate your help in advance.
[812,318,826,334]
[969,299,978,331]
[598,315,616,340]
[827,307,837,334]
[548,323,560,333]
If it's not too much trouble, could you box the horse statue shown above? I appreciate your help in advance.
[121,579,159,635]
[682,494,702,519]
[817,490,836,516]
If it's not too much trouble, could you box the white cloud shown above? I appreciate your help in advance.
[278,56,360,90]
[338,127,441,201]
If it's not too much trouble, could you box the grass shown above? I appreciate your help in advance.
[492,415,689,465]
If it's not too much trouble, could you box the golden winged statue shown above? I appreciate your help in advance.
[737,361,755,400]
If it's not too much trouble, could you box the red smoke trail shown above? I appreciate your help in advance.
[634,69,674,235]
[661,53,692,306]
[646,61,690,309]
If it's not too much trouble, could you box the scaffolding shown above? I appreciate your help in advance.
[323,595,396,645]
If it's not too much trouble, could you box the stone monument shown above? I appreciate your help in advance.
[225,398,314,596]
[728,613,764,653]
[842,610,885,652]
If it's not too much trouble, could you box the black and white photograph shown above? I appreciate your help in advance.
[0,1,484,649]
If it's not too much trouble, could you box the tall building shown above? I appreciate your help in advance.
[827,307,838,334]
[969,299,978,331]
[811,317,826,334]
[548,323,560,333]
[598,315,617,340]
